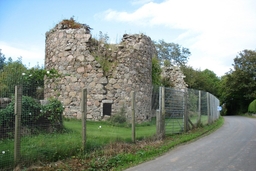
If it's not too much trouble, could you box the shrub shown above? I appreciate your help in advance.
[248,99,256,113]
[40,98,64,131]
[108,106,127,126]
[0,96,64,139]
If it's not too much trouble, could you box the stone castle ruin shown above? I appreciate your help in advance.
[44,19,187,122]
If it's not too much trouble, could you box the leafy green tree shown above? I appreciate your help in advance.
[181,66,220,96]
[152,56,162,85]
[0,49,6,70]
[22,67,61,99]
[0,58,27,97]
[219,49,256,115]
[154,40,191,66]
[200,69,220,96]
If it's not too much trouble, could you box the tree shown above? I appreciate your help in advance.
[154,40,191,66]
[181,66,220,96]
[152,56,162,85]
[219,49,256,115]
[0,58,27,97]
[0,49,6,70]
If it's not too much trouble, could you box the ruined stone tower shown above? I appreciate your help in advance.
[44,20,155,122]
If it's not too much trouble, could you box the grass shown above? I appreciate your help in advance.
[0,117,224,170]
[0,119,156,170]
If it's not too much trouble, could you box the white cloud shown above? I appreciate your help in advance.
[0,42,44,68]
[102,0,256,76]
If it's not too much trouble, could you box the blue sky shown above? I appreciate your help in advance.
[0,0,256,76]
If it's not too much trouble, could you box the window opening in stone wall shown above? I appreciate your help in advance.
[103,103,112,116]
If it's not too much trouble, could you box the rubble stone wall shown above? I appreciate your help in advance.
[45,24,155,121]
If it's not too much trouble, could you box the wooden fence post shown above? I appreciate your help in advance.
[197,90,201,126]
[161,87,165,138]
[184,90,189,132]
[81,88,87,152]
[131,91,136,143]
[207,92,211,124]
[156,87,162,138]
[14,86,22,165]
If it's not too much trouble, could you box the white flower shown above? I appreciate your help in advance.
[29,113,31,115]
[2,151,5,154]
[29,74,32,77]
[40,110,42,112]
[47,71,50,74]
[22,73,25,76]
[98,125,102,129]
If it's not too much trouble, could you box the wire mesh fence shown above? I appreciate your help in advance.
[151,87,220,136]
[0,78,220,170]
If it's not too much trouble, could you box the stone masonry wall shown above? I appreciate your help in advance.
[45,23,155,122]
[161,66,187,91]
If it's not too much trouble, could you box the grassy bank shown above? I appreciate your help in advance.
[0,119,157,170]
[16,116,224,171]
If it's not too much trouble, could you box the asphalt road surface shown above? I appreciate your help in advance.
[126,116,256,171]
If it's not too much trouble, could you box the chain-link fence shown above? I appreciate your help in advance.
[151,87,220,135]
[1,81,220,170]
[0,65,65,170]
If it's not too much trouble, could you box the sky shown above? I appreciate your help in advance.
[0,0,256,77]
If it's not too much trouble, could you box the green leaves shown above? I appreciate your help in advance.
[152,56,162,86]
[0,96,64,139]
[219,49,256,115]
[154,40,191,66]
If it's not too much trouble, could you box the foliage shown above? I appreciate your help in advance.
[154,40,191,66]
[0,96,63,139]
[219,49,256,115]
[163,59,171,67]
[0,52,60,99]
[90,32,117,76]
[0,49,6,70]
[40,98,64,130]
[181,66,220,97]
[108,106,127,126]
[161,77,174,87]
[248,99,256,113]
[151,56,162,86]
[22,67,61,99]
[60,17,83,29]
[0,58,27,97]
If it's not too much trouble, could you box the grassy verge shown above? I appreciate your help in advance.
[21,116,224,171]
[0,119,156,170]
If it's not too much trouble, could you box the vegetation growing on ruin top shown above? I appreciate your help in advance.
[54,17,92,33]
[60,17,83,29]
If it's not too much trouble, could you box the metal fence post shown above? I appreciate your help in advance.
[14,86,22,165]
[81,88,87,152]
[131,91,136,143]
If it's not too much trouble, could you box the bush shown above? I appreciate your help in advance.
[108,106,127,126]
[0,96,64,139]
[248,99,256,113]
[40,98,64,131]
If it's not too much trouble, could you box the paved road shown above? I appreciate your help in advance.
[126,116,256,171]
